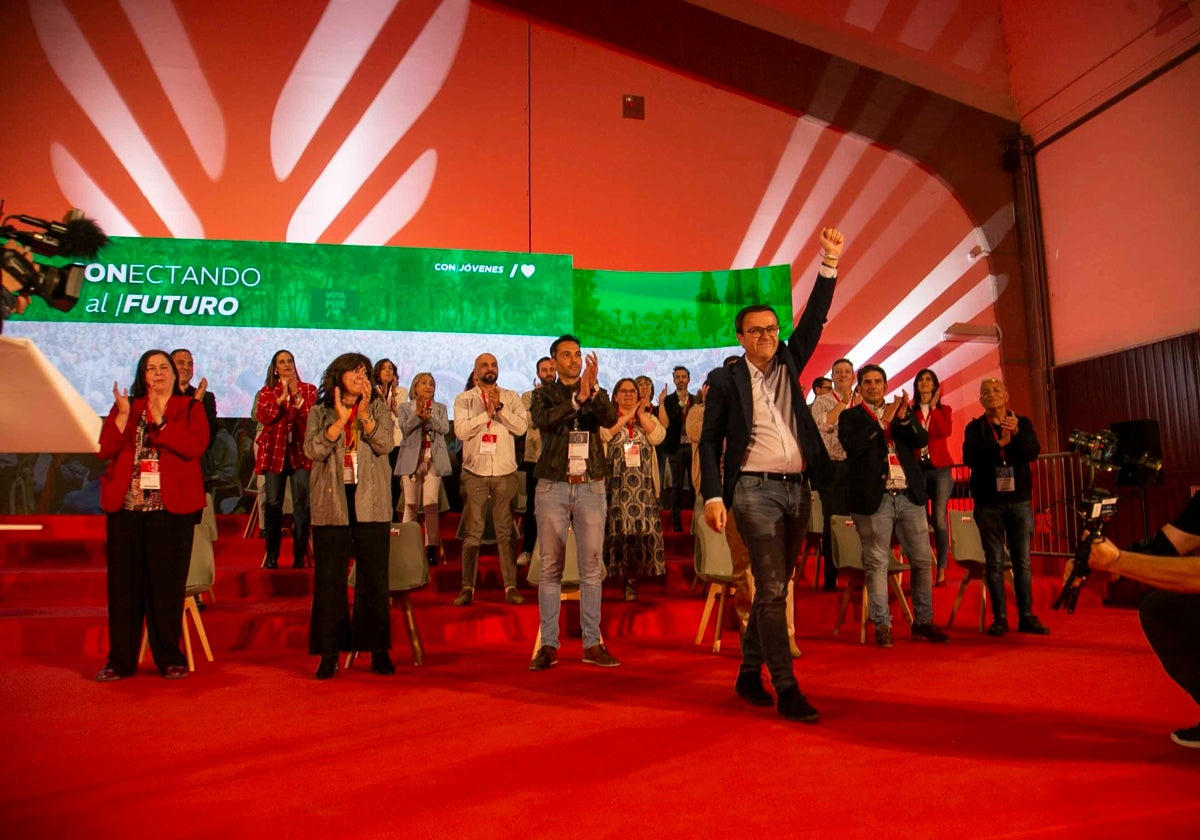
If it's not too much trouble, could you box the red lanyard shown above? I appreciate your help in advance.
[626,421,636,440]
[344,402,359,448]
[861,403,892,444]
[988,416,1007,461]
[480,389,493,429]
[917,404,932,429]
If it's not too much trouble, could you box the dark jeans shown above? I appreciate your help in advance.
[105,510,195,674]
[262,466,310,563]
[731,473,810,694]
[922,466,952,571]
[668,445,692,519]
[309,520,391,656]
[1139,590,1200,706]
[974,500,1035,622]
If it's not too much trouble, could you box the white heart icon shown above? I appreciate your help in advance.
[520,264,535,278]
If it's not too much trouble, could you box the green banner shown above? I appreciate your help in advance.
[26,237,574,336]
[573,265,794,349]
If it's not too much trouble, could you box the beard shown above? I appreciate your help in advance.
[478,372,498,385]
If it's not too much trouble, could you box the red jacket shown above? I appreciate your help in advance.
[916,403,954,469]
[98,395,210,513]
[254,381,317,474]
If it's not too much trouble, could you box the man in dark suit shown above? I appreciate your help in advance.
[699,226,843,724]
[838,364,949,648]
[657,366,695,532]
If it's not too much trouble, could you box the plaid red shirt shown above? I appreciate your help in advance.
[254,381,318,474]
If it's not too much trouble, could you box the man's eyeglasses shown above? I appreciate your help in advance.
[742,325,780,339]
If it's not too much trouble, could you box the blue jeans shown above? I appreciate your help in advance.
[852,492,935,627]
[534,479,607,649]
[974,500,1035,622]
[922,467,952,571]
[730,474,809,694]
[263,467,310,563]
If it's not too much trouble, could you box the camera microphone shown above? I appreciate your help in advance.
[11,211,108,259]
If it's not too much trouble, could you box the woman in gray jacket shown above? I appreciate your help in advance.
[304,353,395,680]
[394,372,452,566]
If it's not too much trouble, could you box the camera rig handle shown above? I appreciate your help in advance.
[1054,531,1102,613]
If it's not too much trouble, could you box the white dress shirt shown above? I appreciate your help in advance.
[454,386,528,476]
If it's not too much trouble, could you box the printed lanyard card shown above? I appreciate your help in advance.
[568,430,590,476]
[623,441,641,468]
[343,451,358,484]
[139,457,161,490]
[995,465,1016,492]
[480,433,498,455]
[887,452,905,481]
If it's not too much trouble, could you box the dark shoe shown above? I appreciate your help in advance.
[194,594,205,611]
[292,558,306,569]
[370,651,395,676]
[582,643,621,667]
[1018,615,1050,635]
[505,586,525,605]
[263,554,278,570]
[874,623,894,648]
[734,672,773,706]
[672,516,683,533]
[426,546,440,567]
[453,587,474,607]
[623,579,638,602]
[163,665,189,679]
[911,622,950,643]
[95,666,125,682]
[529,645,558,671]
[315,656,338,680]
[1170,721,1200,748]
[776,686,820,723]
[987,618,1009,637]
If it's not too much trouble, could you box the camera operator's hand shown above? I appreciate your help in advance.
[2,242,34,315]
[1086,536,1121,572]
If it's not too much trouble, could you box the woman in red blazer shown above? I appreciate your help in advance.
[95,350,209,681]
[913,368,954,586]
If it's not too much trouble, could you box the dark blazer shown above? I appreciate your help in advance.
[698,273,835,507]
[98,395,210,514]
[660,391,694,454]
[838,404,928,514]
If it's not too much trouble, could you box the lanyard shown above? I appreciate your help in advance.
[344,402,359,449]
[861,403,892,445]
[626,421,637,440]
[480,389,493,429]
[917,404,932,429]
[987,416,1008,462]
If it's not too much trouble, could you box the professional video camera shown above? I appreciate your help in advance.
[0,206,109,328]
[1053,427,1164,612]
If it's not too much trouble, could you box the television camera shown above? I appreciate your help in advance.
[0,207,108,328]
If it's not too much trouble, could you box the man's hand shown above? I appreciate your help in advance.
[819,227,845,259]
[194,377,208,402]
[1087,537,1121,572]
[705,500,727,533]
[998,410,1017,446]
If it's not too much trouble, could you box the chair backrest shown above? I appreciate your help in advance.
[830,517,863,571]
[949,511,986,565]
[807,490,824,533]
[527,527,580,586]
[693,505,733,582]
[185,497,217,595]
[388,521,430,591]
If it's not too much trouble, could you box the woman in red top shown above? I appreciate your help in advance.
[913,368,954,585]
[95,350,209,681]
[254,349,317,568]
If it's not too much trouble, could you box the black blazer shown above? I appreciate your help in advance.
[698,273,835,507]
[660,391,694,454]
[838,403,928,514]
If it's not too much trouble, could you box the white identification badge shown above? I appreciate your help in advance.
[568,430,589,477]
[623,441,641,468]
[139,457,161,490]
[343,451,358,484]
[995,465,1016,492]
[887,452,905,481]
[480,433,498,455]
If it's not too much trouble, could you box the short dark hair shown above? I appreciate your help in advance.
[536,356,552,367]
[130,349,182,399]
[856,364,887,386]
[722,355,740,367]
[550,334,581,358]
[831,358,854,372]
[735,304,777,334]
[672,366,690,377]
[317,352,374,407]
[169,348,191,359]
[912,367,940,394]
[811,376,831,391]
[265,349,295,388]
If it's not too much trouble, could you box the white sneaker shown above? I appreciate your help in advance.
[516,551,531,567]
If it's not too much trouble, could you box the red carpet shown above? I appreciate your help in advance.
[1,514,1198,838]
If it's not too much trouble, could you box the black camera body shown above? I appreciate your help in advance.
[0,208,108,326]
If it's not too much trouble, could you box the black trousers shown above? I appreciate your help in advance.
[1139,590,1200,706]
[521,463,538,554]
[105,510,195,675]
[309,521,391,656]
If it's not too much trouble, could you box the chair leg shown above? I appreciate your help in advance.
[184,596,213,664]
[980,581,989,633]
[833,587,851,636]
[694,582,719,645]
[948,576,970,627]
[712,585,729,653]
[181,611,195,672]
[138,624,148,664]
[859,587,868,644]
[401,593,423,666]
[890,574,914,626]
[344,651,358,669]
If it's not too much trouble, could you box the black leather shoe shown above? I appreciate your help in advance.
[734,672,773,706]
[777,686,820,723]
[370,651,396,676]
[529,645,558,671]
[163,665,189,679]
[988,618,1009,637]
[1018,615,1050,635]
[911,622,950,643]
[315,656,338,680]
[292,558,306,569]
[263,555,278,570]
[95,666,125,682]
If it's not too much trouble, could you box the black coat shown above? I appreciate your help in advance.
[838,404,928,515]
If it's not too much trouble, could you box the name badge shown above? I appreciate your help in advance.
[343,451,358,484]
[480,433,498,455]
[887,452,905,481]
[139,457,161,490]
[568,430,590,477]
[623,441,641,468]
[421,439,432,460]
[995,465,1016,492]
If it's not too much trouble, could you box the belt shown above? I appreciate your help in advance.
[567,475,589,484]
[741,471,807,483]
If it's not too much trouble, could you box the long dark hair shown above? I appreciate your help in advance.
[130,349,181,399]
[264,349,298,388]
[317,352,374,407]
[912,367,941,402]
[374,358,398,397]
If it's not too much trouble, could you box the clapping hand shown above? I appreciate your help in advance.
[194,377,209,402]
[112,381,130,417]
[333,387,352,424]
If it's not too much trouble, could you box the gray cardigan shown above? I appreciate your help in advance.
[304,397,394,526]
